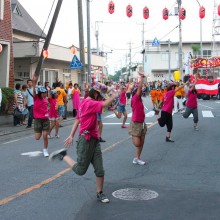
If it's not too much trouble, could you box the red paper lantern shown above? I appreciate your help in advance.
[143,6,149,19]
[71,46,76,54]
[126,4,133,18]
[218,4,220,16]
[199,6,205,19]
[179,8,186,20]
[0,44,2,53]
[42,50,49,59]
[162,8,169,20]
[108,1,114,14]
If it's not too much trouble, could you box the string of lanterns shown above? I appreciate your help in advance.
[107,1,220,20]
[190,57,220,68]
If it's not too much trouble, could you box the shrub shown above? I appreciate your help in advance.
[0,87,14,114]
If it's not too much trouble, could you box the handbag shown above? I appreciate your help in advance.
[13,108,23,118]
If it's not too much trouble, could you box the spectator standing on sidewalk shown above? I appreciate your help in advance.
[129,75,147,165]
[32,75,50,157]
[173,81,185,113]
[25,79,34,128]
[71,83,81,118]
[55,83,67,127]
[49,83,118,203]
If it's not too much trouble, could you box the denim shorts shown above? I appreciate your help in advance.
[58,105,65,117]
[117,103,126,113]
[97,113,102,122]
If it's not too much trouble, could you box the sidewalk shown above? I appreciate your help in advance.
[0,114,74,136]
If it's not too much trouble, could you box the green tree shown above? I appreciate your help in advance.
[191,44,201,58]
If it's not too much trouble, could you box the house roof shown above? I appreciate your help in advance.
[11,0,46,39]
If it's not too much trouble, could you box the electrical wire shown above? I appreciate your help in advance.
[38,0,56,42]
[159,25,179,41]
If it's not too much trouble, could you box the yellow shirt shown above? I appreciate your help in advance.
[175,86,184,97]
[55,87,67,105]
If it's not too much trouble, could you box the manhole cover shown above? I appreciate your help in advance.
[112,188,159,201]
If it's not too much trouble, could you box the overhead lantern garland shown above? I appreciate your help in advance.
[126,4,133,18]
[108,1,115,14]
[199,6,205,19]
[218,4,220,16]
[162,8,169,20]
[143,6,149,19]
[179,8,186,20]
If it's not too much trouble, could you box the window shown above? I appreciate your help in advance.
[23,72,30,78]
[203,50,211,58]
[161,53,168,61]
[0,0,4,20]
[13,5,22,16]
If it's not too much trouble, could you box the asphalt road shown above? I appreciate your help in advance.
[0,97,220,220]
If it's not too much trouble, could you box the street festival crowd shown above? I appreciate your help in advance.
[12,72,208,203]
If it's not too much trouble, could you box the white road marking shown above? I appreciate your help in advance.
[2,135,34,145]
[105,111,155,119]
[105,113,116,118]
[202,110,214,118]
[144,105,148,111]
[21,151,43,157]
[198,103,214,109]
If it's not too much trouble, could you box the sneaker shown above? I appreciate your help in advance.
[166,137,174,142]
[194,125,199,131]
[97,191,110,203]
[49,148,67,161]
[43,149,49,157]
[121,125,127,128]
[55,134,60,138]
[133,158,146,165]
[154,109,160,115]
[26,126,31,128]
[99,137,106,142]
[48,135,52,139]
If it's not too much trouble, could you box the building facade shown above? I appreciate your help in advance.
[1,0,106,88]
[0,0,14,88]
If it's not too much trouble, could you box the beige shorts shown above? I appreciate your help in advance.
[128,121,147,137]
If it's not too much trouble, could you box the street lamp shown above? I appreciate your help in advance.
[195,0,203,57]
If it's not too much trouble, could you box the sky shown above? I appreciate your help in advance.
[19,0,218,75]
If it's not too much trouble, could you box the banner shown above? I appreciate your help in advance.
[195,79,220,95]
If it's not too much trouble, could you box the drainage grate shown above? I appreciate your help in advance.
[112,188,159,201]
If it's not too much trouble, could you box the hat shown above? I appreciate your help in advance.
[50,89,57,95]
[37,86,47,93]
[167,82,176,89]
[92,83,102,93]
[131,84,138,94]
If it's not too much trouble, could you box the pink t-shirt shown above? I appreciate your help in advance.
[77,98,103,140]
[186,90,197,109]
[48,98,58,118]
[33,96,48,119]
[162,90,175,114]
[119,90,126,105]
[131,94,145,123]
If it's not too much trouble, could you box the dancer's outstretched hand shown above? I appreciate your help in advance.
[64,135,73,148]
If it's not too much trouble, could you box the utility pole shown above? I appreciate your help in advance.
[127,42,132,80]
[177,0,183,80]
[168,39,171,80]
[95,21,103,56]
[142,23,145,74]
[35,0,63,76]
[86,0,91,84]
[78,0,86,89]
